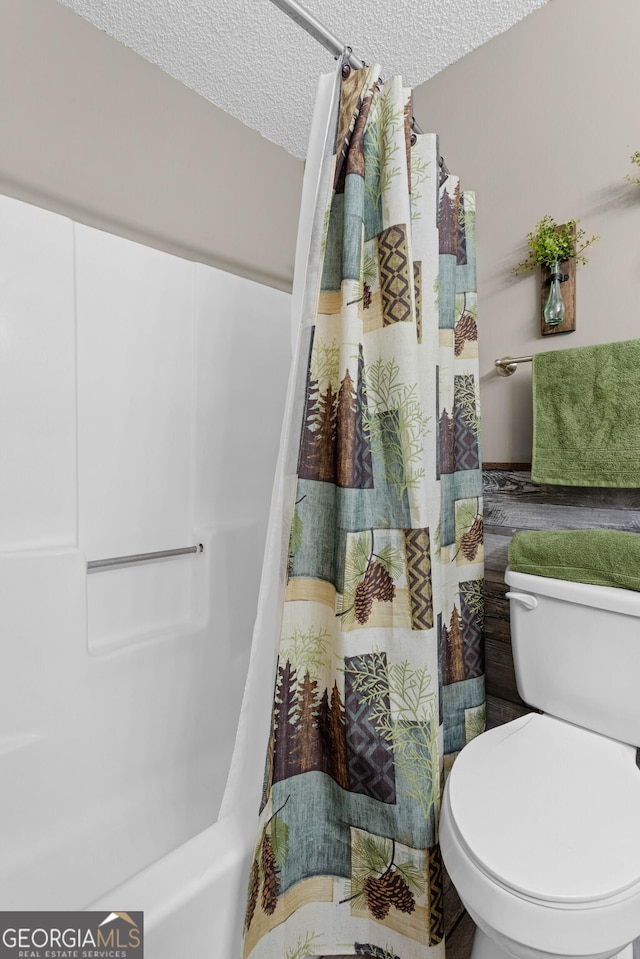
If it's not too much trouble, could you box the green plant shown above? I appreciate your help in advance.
[513,215,598,274]
[626,151,640,186]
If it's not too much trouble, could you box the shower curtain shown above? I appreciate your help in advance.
[239,61,484,959]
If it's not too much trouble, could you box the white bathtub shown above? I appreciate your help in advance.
[88,813,252,957]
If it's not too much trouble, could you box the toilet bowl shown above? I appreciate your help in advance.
[440,567,640,959]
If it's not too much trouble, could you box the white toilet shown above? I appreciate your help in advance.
[439,566,640,959]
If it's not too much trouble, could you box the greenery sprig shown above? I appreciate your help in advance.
[626,151,640,186]
[513,215,599,274]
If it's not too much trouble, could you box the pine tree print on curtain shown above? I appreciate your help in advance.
[244,63,484,959]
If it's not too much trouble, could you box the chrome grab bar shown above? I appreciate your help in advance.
[87,544,203,572]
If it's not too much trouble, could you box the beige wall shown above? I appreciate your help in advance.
[0,0,303,291]
[414,0,640,463]
[5,0,640,454]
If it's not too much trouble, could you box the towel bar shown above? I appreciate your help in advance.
[495,355,533,377]
[87,544,204,572]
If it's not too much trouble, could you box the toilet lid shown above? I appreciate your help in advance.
[447,713,640,904]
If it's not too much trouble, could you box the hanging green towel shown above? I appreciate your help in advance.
[508,529,640,591]
[531,339,640,487]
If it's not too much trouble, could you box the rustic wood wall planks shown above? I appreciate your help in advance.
[483,469,640,728]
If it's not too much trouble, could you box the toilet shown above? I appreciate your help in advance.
[439,566,640,959]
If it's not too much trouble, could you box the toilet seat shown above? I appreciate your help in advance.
[446,713,640,906]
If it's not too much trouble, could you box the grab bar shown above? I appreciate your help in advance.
[87,544,203,572]
[494,355,533,377]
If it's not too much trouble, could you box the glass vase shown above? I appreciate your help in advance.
[543,260,566,327]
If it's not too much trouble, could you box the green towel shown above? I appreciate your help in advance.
[508,529,640,591]
[531,339,640,487]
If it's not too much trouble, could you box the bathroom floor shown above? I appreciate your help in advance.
[445,868,475,959]
[446,910,475,959]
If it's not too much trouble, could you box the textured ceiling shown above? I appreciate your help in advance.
[55,0,549,158]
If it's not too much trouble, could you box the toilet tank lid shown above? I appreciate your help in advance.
[505,567,640,618]
[447,714,640,904]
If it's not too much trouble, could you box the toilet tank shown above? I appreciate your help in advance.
[505,568,640,746]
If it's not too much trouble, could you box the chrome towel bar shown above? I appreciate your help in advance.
[87,544,203,572]
[495,355,533,377]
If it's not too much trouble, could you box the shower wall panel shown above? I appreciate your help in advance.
[0,196,76,549]
[76,225,195,560]
[75,226,198,650]
[0,192,291,909]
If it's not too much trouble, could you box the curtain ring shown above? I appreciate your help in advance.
[341,46,352,78]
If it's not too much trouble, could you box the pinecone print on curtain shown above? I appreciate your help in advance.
[364,867,416,919]
[454,298,478,357]
[347,831,426,926]
[356,560,395,620]
[245,801,290,930]
[245,858,260,930]
[460,514,483,563]
[455,498,483,566]
[338,530,403,628]
[261,832,279,915]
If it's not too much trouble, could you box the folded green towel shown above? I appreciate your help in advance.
[508,529,640,591]
[531,339,640,487]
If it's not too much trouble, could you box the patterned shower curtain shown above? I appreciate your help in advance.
[243,63,484,959]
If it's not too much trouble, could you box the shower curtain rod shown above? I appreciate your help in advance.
[267,0,449,160]
[268,0,365,70]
